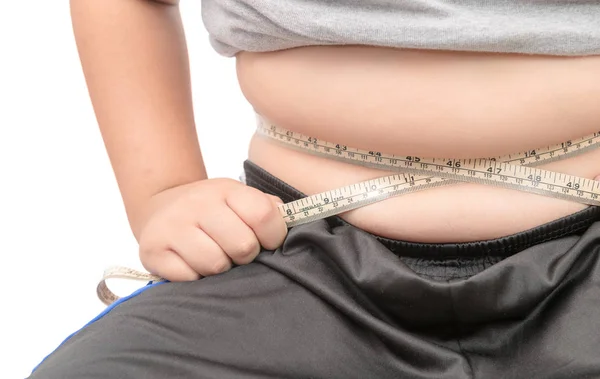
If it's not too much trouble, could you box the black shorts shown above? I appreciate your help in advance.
[29,160,600,379]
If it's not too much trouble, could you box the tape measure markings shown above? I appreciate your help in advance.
[97,118,600,305]
[258,122,600,179]
[256,119,600,217]
[280,174,452,227]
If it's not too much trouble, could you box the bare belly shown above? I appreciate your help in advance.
[236,46,600,243]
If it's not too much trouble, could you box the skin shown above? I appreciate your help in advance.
[70,0,286,281]
[71,0,600,281]
[241,48,600,242]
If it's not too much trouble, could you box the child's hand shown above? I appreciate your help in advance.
[137,178,288,281]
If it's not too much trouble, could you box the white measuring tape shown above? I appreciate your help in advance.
[97,115,600,305]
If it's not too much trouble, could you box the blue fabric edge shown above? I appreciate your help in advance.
[29,280,167,376]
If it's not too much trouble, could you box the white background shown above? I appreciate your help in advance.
[1,2,253,377]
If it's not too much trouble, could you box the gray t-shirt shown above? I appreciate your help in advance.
[201,0,600,57]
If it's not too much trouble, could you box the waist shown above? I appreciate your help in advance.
[238,46,600,243]
[243,160,600,258]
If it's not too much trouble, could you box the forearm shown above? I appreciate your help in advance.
[70,0,206,238]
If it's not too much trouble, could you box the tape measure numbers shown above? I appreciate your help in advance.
[256,117,600,226]
[96,116,600,305]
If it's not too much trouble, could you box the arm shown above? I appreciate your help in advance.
[71,0,287,281]
[70,0,206,239]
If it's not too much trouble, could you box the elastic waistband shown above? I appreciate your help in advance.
[243,160,600,258]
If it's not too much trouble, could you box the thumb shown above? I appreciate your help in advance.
[267,194,285,208]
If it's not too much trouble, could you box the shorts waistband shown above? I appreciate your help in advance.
[243,160,600,258]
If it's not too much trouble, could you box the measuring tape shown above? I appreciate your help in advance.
[257,117,600,226]
[97,116,600,305]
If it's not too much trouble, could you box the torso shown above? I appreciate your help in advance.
[237,46,600,243]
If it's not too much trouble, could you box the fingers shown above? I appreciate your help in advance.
[138,179,289,283]
[170,227,233,276]
[195,205,262,265]
[140,247,200,282]
[226,186,288,251]
[266,194,285,207]
[141,225,233,279]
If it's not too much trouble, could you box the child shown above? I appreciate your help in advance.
[30,0,600,378]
